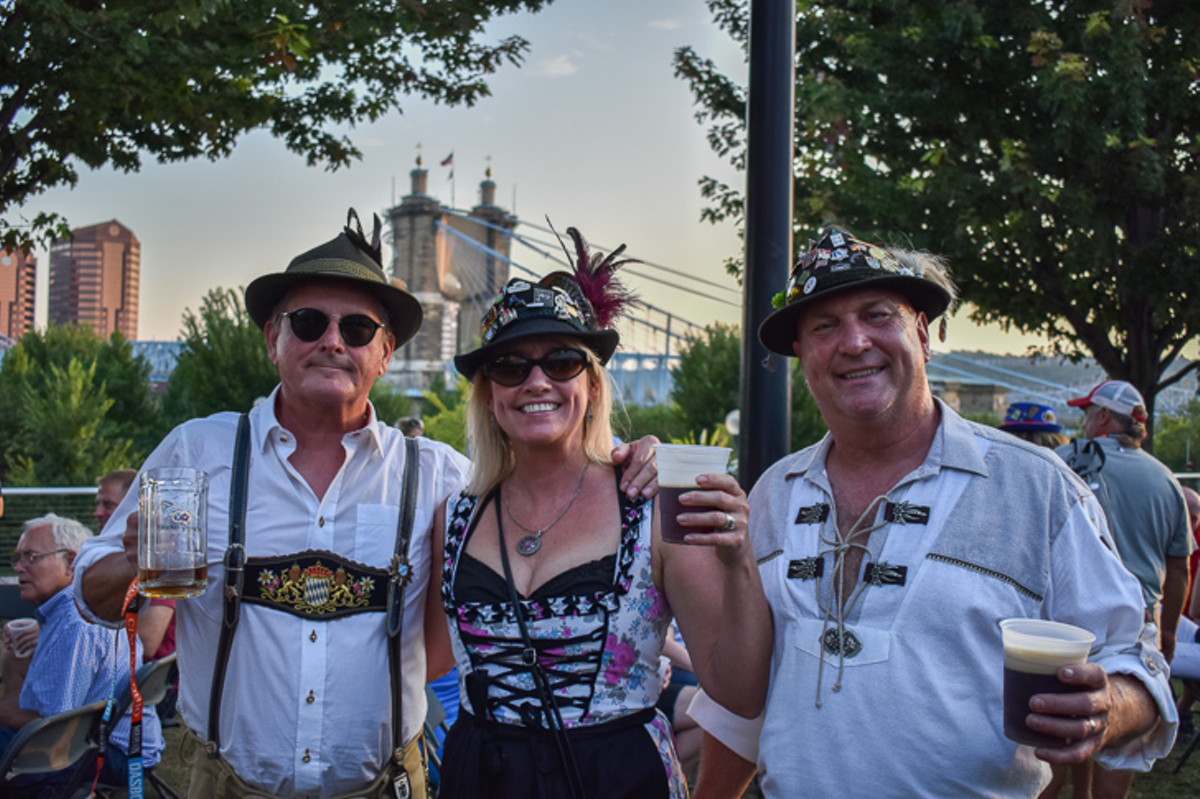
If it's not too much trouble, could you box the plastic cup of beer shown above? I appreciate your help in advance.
[1000,618,1095,747]
[656,444,733,544]
[6,618,38,658]
[139,467,209,598]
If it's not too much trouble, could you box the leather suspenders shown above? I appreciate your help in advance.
[207,413,421,766]
[387,436,421,764]
[207,413,250,752]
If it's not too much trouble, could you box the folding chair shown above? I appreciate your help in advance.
[0,699,107,798]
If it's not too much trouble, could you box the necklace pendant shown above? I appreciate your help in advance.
[516,534,542,557]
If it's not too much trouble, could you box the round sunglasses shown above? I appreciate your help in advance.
[482,348,589,387]
[281,308,387,348]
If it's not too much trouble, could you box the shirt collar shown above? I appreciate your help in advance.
[250,384,386,453]
[783,397,989,481]
[35,585,74,624]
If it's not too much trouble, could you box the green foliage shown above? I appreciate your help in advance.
[961,411,1003,428]
[677,1,1200,440]
[616,402,691,445]
[0,324,154,486]
[666,427,732,448]
[1156,401,1200,472]
[1,0,554,250]
[6,360,133,486]
[670,323,742,440]
[790,376,828,453]
[161,288,278,427]
[421,377,470,455]
[370,382,413,429]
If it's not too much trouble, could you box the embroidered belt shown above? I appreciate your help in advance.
[243,549,388,620]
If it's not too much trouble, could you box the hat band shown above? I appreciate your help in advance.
[287,258,387,285]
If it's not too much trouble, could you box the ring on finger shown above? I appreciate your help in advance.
[722,512,736,531]
[1084,718,1096,737]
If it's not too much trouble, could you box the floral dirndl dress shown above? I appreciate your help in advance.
[438,481,688,799]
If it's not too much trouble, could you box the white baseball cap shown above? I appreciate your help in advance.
[1067,380,1147,423]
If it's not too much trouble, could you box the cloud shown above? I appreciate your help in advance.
[530,54,579,78]
[648,19,684,31]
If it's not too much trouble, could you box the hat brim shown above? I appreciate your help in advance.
[1001,421,1065,433]
[757,274,952,356]
[454,319,619,381]
[245,273,423,348]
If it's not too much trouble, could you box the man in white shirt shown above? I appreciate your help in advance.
[692,228,1175,798]
[71,210,658,799]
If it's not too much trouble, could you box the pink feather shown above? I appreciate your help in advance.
[563,227,639,330]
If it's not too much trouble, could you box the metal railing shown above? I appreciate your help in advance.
[1,487,99,577]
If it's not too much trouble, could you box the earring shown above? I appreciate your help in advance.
[489,415,498,432]
[586,404,594,422]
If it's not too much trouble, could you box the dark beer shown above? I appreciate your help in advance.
[659,486,693,544]
[1003,667,1088,747]
[139,566,208,599]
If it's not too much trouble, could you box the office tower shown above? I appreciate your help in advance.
[48,220,140,339]
[0,247,36,340]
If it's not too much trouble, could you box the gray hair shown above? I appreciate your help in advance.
[23,512,94,552]
[888,248,959,318]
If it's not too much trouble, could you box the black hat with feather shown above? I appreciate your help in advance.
[244,209,423,346]
[454,226,637,380]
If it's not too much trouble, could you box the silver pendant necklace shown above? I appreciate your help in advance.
[506,462,591,556]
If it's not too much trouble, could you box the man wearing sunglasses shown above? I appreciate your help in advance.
[69,210,659,799]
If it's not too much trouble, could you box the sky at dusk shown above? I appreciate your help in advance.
[18,0,1052,355]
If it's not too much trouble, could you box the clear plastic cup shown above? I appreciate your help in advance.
[6,618,38,658]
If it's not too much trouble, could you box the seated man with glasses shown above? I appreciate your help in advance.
[0,513,163,791]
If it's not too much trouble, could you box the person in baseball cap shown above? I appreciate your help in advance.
[1068,380,1149,425]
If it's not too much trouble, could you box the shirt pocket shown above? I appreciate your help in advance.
[356,504,400,567]
[793,617,892,668]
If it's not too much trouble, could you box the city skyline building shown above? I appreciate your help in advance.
[0,247,37,340]
[48,219,140,339]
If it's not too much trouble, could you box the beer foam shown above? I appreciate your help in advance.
[1003,644,1086,675]
[656,444,731,487]
[1000,619,1093,674]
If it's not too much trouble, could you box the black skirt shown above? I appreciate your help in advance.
[438,708,673,799]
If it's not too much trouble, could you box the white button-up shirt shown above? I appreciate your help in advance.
[73,387,471,796]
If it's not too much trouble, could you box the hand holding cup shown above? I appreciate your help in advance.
[5,618,39,659]
[1000,619,1095,749]
[656,444,734,545]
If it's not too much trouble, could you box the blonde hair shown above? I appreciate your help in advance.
[1003,429,1070,449]
[465,339,614,496]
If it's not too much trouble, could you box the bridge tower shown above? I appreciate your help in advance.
[386,157,517,392]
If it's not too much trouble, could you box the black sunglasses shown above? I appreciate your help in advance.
[281,308,386,348]
[483,348,589,387]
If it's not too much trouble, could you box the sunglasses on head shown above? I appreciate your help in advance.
[483,348,589,387]
[281,308,386,348]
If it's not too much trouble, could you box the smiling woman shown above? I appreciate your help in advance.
[422,227,772,799]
